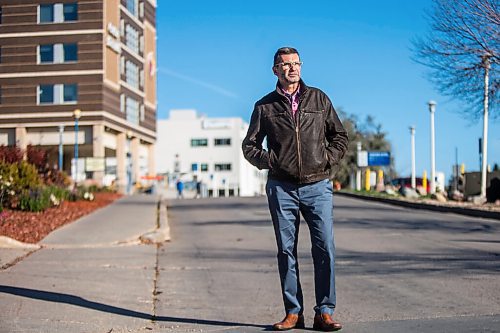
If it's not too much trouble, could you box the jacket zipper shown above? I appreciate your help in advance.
[282,89,306,182]
[296,118,302,181]
[296,91,307,182]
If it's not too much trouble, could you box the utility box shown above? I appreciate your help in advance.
[464,171,500,201]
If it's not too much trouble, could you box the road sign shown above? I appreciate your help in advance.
[357,151,368,167]
[368,151,391,166]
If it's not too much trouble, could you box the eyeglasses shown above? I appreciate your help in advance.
[274,61,303,70]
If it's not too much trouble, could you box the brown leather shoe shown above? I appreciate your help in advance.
[273,313,305,331]
[313,313,342,331]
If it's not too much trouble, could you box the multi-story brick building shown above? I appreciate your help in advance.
[0,0,157,193]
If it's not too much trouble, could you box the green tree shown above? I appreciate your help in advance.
[333,110,395,187]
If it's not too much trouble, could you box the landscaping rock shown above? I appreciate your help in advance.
[400,187,420,199]
[382,188,397,196]
[432,192,447,203]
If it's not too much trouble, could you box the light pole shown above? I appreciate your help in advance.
[58,124,64,171]
[356,142,362,191]
[73,109,81,186]
[409,126,416,189]
[428,101,436,194]
[480,54,491,199]
[126,130,132,194]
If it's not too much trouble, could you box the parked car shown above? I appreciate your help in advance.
[390,177,429,193]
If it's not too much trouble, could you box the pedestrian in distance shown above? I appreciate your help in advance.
[176,179,184,199]
[242,47,348,331]
[195,180,202,198]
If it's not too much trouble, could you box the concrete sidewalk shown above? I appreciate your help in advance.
[42,194,161,247]
[1,194,168,268]
[0,194,169,332]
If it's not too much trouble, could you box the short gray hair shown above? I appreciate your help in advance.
[273,47,300,65]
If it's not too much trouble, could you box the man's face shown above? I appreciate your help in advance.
[273,53,302,86]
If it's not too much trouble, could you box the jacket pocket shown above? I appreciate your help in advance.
[269,150,278,170]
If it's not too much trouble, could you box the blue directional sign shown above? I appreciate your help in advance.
[368,152,391,166]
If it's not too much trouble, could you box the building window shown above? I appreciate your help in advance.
[63,3,78,21]
[39,84,54,103]
[120,56,125,74]
[215,163,231,171]
[39,44,54,63]
[125,24,139,53]
[39,4,54,23]
[126,0,138,17]
[39,43,77,63]
[191,163,198,172]
[214,138,231,146]
[120,19,125,36]
[125,96,139,125]
[120,94,125,113]
[38,84,77,104]
[63,84,77,102]
[39,3,77,23]
[201,163,208,172]
[63,43,77,61]
[125,60,139,88]
[140,104,145,121]
[191,139,208,147]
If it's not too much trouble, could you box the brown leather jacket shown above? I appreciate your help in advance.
[242,80,348,184]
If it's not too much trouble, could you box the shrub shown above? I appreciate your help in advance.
[27,145,70,187]
[17,186,70,212]
[18,187,52,212]
[0,161,43,210]
[68,185,96,202]
[0,145,24,164]
[0,175,15,212]
[26,145,48,170]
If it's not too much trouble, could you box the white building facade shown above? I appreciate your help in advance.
[156,110,266,197]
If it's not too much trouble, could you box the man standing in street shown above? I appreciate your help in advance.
[242,47,348,331]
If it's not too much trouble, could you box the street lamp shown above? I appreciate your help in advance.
[428,101,436,194]
[58,124,64,171]
[409,126,416,189]
[73,109,81,186]
[126,130,132,194]
[480,54,491,199]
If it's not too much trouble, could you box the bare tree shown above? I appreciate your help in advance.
[412,0,499,119]
[413,0,498,199]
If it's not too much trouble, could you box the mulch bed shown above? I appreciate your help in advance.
[0,192,123,244]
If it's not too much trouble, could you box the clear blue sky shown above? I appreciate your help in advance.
[156,0,499,179]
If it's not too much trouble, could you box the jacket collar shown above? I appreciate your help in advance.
[275,79,308,97]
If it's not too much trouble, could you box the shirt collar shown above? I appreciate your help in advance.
[279,85,300,99]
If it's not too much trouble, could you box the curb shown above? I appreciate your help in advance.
[139,196,171,244]
[336,191,500,221]
[0,236,41,250]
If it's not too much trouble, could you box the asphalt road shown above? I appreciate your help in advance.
[155,195,500,332]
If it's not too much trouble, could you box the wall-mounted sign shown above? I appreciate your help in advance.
[85,157,106,172]
[147,52,156,77]
[202,119,231,129]
[107,22,120,38]
[106,22,121,54]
